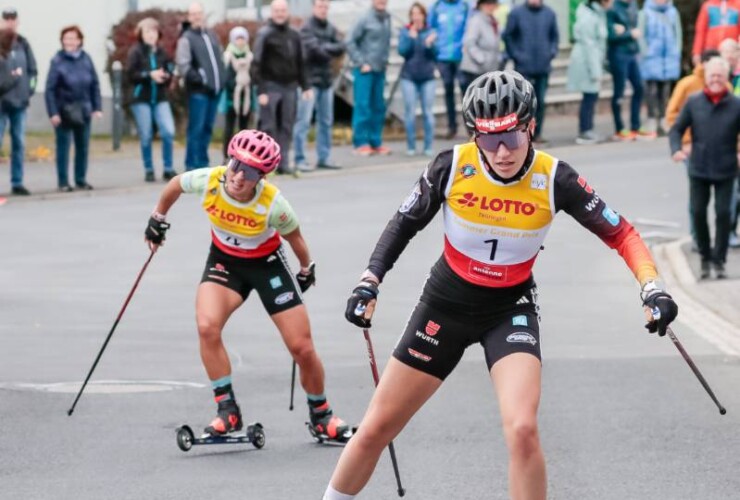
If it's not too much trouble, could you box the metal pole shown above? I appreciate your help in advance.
[111,61,123,151]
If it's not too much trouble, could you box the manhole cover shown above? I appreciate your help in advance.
[0,380,206,394]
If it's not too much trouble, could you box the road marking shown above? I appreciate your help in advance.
[655,238,740,356]
[0,380,206,394]
[633,218,682,229]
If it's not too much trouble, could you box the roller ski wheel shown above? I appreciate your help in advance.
[175,422,266,452]
[306,421,358,445]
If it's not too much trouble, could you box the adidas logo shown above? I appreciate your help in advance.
[516,296,530,305]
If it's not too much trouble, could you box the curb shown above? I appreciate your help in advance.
[654,237,740,356]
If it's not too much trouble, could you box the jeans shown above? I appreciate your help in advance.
[0,107,26,187]
[609,52,643,132]
[400,78,435,152]
[185,92,219,170]
[293,85,334,165]
[437,61,463,133]
[579,92,598,134]
[55,121,91,187]
[352,69,386,148]
[258,81,298,171]
[690,176,735,264]
[130,101,175,173]
[521,73,549,138]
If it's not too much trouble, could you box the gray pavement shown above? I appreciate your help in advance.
[2,118,739,499]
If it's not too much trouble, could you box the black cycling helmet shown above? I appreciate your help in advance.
[462,70,537,135]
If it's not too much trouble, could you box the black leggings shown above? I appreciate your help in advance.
[644,80,672,120]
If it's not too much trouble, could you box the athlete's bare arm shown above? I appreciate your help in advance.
[282,227,312,269]
[154,175,186,216]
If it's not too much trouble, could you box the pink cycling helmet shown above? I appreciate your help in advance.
[227,130,281,174]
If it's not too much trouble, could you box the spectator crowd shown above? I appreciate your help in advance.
[1,0,740,270]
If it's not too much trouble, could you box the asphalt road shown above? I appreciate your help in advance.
[1,138,738,500]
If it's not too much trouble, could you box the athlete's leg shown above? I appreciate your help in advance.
[328,358,442,495]
[490,353,546,500]
[271,304,325,393]
[195,282,243,380]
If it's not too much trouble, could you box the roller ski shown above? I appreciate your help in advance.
[176,400,265,452]
[306,404,356,445]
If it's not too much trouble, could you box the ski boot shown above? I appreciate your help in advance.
[307,404,354,444]
[204,399,243,436]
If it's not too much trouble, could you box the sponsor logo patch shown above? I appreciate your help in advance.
[399,182,422,214]
[269,276,283,289]
[206,205,259,228]
[415,330,440,346]
[407,348,432,362]
[512,315,528,327]
[425,320,440,336]
[267,255,277,262]
[210,263,229,274]
[577,176,594,194]
[530,173,547,190]
[584,194,601,212]
[458,192,537,215]
[475,113,518,133]
[602,206,620,226]
[275,291,295,305]
[460,164,477,178]
[506,332,537,346]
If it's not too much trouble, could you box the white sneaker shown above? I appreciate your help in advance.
[405,149,416,157]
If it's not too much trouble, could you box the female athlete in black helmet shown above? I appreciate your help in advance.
[322,71,678,499]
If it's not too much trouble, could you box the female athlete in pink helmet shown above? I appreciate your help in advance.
[145,130,351,442]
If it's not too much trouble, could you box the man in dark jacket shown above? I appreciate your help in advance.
[669,57,740,279]
[607,0,653,140]
[252,0,310,175]
[176,2,225,170]
[293,0,345,171]
[0,8,36,196]
[502,0,558,143]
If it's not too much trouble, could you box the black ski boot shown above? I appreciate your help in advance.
[204,399,243,436]
[307,402,352,443]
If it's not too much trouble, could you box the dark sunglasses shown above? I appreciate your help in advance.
[2,12,16,20]
[228,158,262,181]
[475,128,529,152]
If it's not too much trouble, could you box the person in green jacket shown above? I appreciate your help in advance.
[567,0,612,144]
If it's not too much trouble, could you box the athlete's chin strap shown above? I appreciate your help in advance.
[477,144,535,185]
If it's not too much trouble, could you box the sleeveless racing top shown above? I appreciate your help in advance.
[201,166,282,258]
[443,143,557,287]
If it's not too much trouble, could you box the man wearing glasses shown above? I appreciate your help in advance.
[323,70,678,500]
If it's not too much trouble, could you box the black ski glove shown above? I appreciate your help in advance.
[641,282,678,336]
[345,280,379,328]
[296,262,316,293]
[145,215,171,245]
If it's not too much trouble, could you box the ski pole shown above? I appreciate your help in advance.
[363,324,406,497]
[67,249,156,416]
[666,326,726,415]
[289,360,296,411]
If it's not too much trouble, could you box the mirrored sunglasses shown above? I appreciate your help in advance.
[228,159,262,181]
[475,129,528,152]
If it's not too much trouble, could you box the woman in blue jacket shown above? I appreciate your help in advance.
[398,2,438,156]
[638,0,681,136]
[45,25,102,192]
